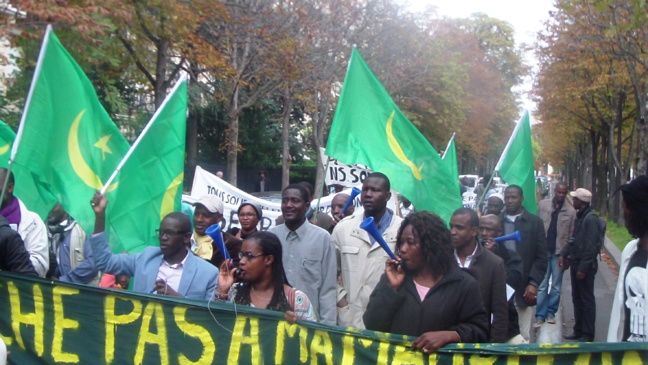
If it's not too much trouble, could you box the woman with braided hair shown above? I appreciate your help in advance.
[363,211,488,353]
[215,231,316,322]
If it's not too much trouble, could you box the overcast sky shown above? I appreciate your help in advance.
[403,0,557,116]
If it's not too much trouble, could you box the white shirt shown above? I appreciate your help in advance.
[157,250,189,293]
[454,243,478,268]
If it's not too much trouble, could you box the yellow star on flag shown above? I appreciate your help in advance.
[94,134,113,160]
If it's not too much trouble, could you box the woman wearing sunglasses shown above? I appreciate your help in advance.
[214,231,316,322]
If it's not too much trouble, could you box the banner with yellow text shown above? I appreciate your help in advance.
[0,273,645,364]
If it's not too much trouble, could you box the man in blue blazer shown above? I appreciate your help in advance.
[89,192,219,301]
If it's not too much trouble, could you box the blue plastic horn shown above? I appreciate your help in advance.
[494,230,521,243]
[339,187,361,218]
[205,223,231,261]
[360,216,397,260]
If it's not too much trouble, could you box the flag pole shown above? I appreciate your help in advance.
[441,133,455,160]
[1,25,52,206]
[100,74,187,194]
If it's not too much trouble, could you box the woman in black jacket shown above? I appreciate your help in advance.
[363,211,488,353]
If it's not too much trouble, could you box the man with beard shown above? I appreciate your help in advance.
[89,192,218,300]
[332,172,403,328]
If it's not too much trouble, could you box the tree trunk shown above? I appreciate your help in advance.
[154,40,169,110]
[311,91,331,199]
[281,88,293,190]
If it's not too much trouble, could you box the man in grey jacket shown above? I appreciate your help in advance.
[535,182,576,328]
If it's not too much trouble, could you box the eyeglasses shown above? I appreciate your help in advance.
[156,229,188,238]
[238,252,265,260]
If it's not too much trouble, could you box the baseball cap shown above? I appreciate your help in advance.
[570,188,592,203]
[193,195,224,214]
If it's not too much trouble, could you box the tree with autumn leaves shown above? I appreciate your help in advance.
[1,0,525,191]
[534,0,648,223]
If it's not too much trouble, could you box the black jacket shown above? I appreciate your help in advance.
[363,266,489,343]
[501,209,547,307]
[0,215,38,276]
[468,243,509,343]
[560,206,600,272]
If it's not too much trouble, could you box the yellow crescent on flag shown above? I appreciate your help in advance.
[68,110,118,193]
[386,111,423,180]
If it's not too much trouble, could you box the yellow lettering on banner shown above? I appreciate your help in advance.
[228,316,262,365]
[173,306,215,364]
[105,296,142,364]
[274,321,307,364]
[310,330,333,365]
[340,334,355,365]
[377,341,390,364]
[8,282,44,355]
[622,351,641,364]
[359,338,373,348]
[52,286,80,363]
[134,302,169,365]
[506,355,520,365]
[452,353,463,365]
[391,344,423,364]
[536,355,553,364]
[600,352,612,365]
[427,353,438,364]
[575,352,591,365]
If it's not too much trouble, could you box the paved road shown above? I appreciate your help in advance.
[535,237,621,343]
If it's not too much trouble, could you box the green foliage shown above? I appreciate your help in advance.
[605,218,633,252]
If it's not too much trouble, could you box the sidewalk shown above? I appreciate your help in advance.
[535,238,621,343]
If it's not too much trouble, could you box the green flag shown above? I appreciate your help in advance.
[106,78,187,253]
[11,26,130,228]
[441,133,460,196]
[326,48,462,224]
[495,111,537,214]
[0,120,16,168]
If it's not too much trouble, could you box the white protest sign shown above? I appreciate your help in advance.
[189,166,369,231]
[319,148,372,188]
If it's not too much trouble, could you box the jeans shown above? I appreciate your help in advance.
[535,253,564,320]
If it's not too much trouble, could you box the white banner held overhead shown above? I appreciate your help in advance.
[189,166,367,231]
[319,148,372,188]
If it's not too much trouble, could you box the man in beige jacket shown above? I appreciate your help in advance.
[332,172,403,328]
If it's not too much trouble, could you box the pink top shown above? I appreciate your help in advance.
[413,280,430,302]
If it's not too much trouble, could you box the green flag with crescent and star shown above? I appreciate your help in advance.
[326,48,462,224]
[11,26,130,230]
[0,120,16,168]
[495,111,537,214]
[441,133,461,196]
[106,78,187,253]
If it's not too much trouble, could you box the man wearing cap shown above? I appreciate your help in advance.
[560,188,599,342]
[485,193,505,216]
[191,195,241,268]
[534,182,576,329]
